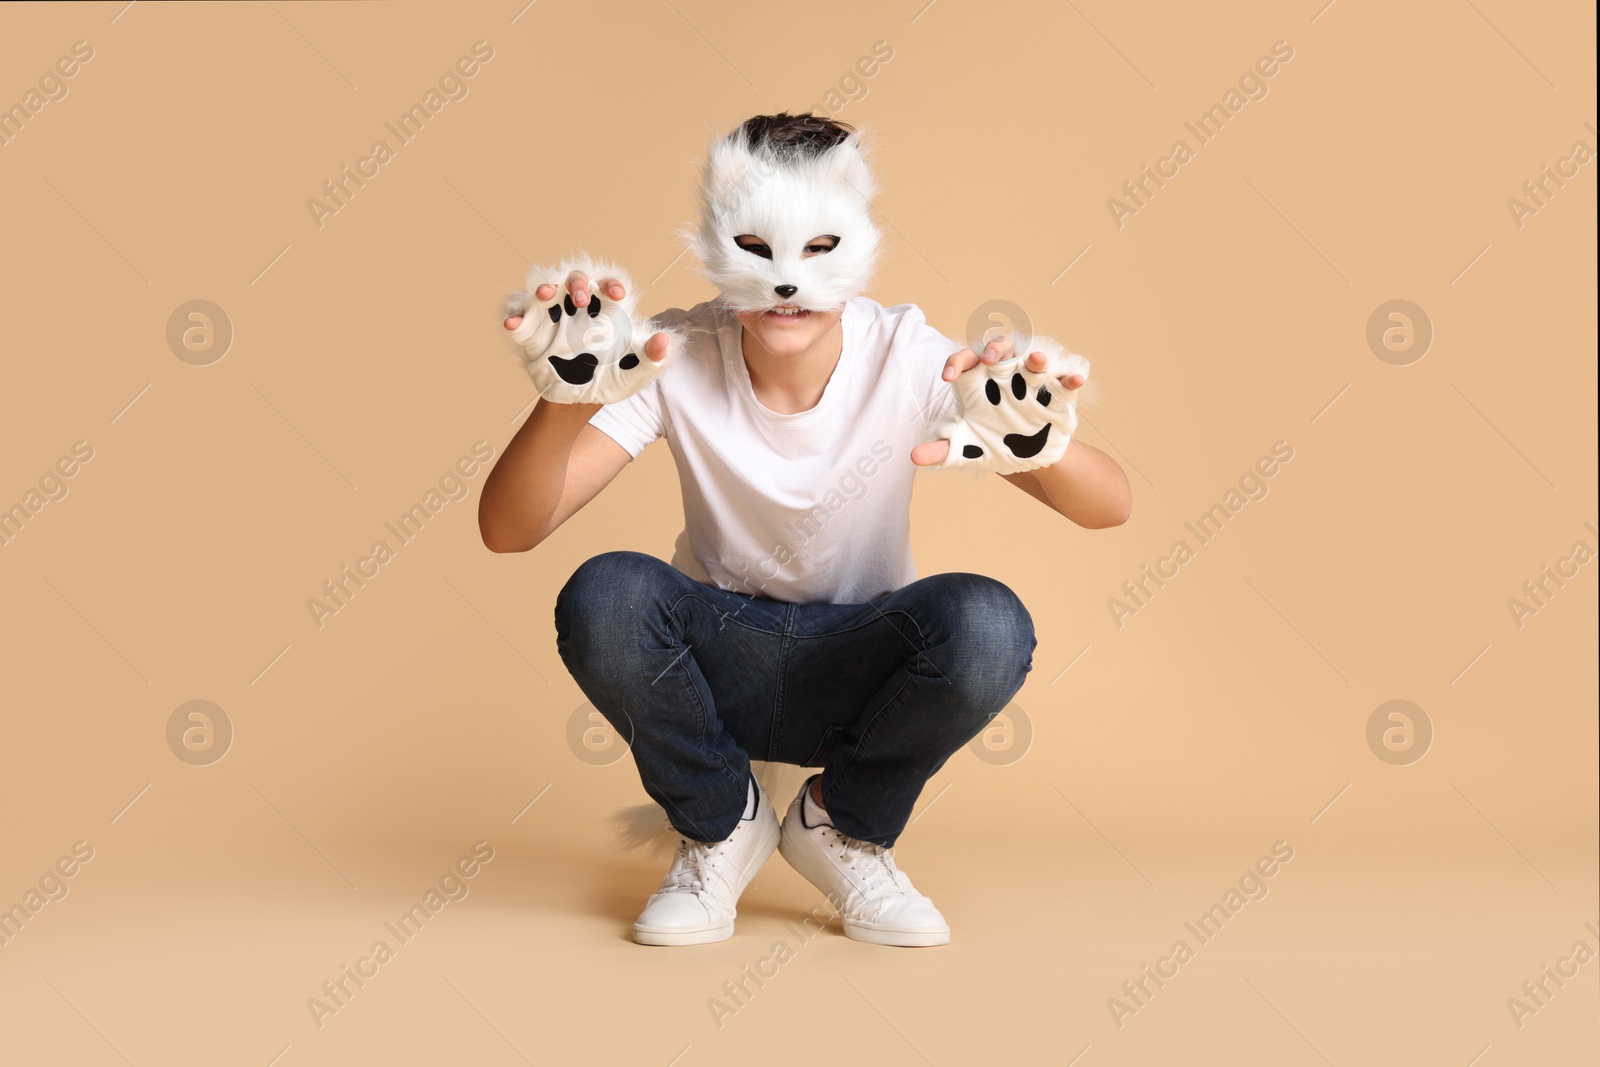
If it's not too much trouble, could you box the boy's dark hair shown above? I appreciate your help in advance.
[736,112,855,161]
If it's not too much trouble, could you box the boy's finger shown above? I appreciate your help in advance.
[910,439,951,466]
[535,283,557,301]
[1025,350,1048,372]
[504,316,523,330]
[644,331,672,362]
[1060,373,1086,389]
[981,335,1013,363]
[597,277,627,301]
[941,348,980,381]
[566,270,592,306]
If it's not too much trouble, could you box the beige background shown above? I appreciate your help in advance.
[1,1,1595,1064]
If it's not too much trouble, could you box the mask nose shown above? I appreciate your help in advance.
[774,284,798,299]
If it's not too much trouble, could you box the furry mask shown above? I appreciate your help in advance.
[686,125,882,314]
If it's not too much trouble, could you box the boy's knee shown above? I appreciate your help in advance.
[938,573,1034,654]
[557,551,662,618]
[554,551,672,650]
[926,573,1035,695]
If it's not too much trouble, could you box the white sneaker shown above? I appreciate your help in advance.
[632,774,780,946]
[778,774,951,947]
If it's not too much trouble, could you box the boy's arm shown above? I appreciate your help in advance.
[911,335,1132,528]
[1000,442,1132,529]
[479,400,631,553]
[479,268,666,553]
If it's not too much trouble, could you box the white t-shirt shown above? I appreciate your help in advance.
[588,296,962,605]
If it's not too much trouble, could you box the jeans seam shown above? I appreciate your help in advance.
[793,606,951,689]
[666,589,786,637]
[823,604,932,808]
[788,605,927,645]
[800,723,845,766]
[662,596,744,829]
[768,619,793,762]
[831,669,917,785]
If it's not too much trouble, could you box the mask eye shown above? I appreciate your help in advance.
[803,235,840,256]
[734,235,773,260]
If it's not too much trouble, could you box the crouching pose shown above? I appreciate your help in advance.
[480,112,1131,947]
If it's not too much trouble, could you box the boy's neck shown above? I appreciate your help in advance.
[739,317,846,416]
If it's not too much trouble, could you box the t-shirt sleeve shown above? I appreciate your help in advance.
[893,303,962,436]
[587,381,664,459]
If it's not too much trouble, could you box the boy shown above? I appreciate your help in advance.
[480,112,1131,947]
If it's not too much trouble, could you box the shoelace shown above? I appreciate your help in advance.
[835,834,915,897]
[665,834,729,894]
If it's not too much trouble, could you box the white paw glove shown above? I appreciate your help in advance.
[506,256,680,404]
[933,336,1090,475]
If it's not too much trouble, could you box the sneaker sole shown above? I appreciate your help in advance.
[842,920,950,947]
[632,922,735,946]
[632,808,781,946]
[778,815,951,948]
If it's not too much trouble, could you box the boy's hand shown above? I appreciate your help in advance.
[912,333,1090,472]
[504,259,680,405]
[503,269,626,329]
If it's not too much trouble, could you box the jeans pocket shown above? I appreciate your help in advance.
[800,723,848,767]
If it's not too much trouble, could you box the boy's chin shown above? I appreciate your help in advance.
[737,307,843,354]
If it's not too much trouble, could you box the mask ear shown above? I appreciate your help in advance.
[800,129,883,305]
[826,129,878,203]
[683,135,776,302]
[699,138,761,223]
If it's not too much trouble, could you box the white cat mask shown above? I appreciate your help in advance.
[686,124,883,314]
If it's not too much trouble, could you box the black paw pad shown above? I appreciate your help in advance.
[588,296,602,318]
[1011,372,1027,400]
[962,444,984,459]
[1036,385,1052,406]
[985,379,1002,405]
[1003,424,1050,459]
[547,303,562,324]
[550,352,599,385]
[619,353,639,370]
[562,294,577,317]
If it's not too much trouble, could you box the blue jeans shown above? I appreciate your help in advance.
[553,551,1035,847]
